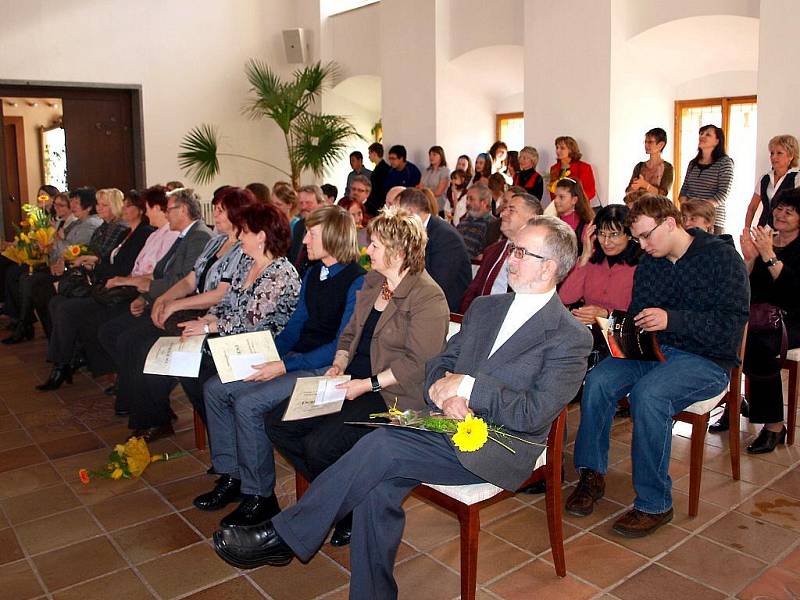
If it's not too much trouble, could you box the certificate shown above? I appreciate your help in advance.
[143,335,205,377]
[207,330,280,383]
[282,376,351,421]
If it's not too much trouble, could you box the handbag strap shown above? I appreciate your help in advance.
[778,314,789,363]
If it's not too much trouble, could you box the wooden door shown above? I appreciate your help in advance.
[2,116,27,240]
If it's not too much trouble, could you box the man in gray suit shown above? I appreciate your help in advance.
[212,216,592,599]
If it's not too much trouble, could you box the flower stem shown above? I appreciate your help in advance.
[488,435,516,454]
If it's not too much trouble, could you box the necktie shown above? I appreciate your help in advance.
[155,236,183,278]
[482,243,511,296]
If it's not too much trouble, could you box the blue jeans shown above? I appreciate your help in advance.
[573,346,729,514]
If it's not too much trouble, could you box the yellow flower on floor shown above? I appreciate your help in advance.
[111,468,124,480]
[452,414,488,452]
[124,436,153,476]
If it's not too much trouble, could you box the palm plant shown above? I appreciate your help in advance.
[179,60,361,188]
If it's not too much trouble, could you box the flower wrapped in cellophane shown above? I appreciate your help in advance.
[1,204,57,272]
[78,436,187,483]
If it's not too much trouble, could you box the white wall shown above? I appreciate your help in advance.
[448,0,523,60]
[624,0,759,39]
[675,71,758,100]
[325,2,380,78]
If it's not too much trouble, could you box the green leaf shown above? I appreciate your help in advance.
[178,124,220,185]
[292,113,362,178]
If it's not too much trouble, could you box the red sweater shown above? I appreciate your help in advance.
[549,160,597,201]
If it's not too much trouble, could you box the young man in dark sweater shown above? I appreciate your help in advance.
[194,206,365,528]
[568,195,749,537]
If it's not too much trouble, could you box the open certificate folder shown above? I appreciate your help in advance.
[143,335,206,377]
[594,310,665,362]
[207,330,281,383]
[282,376,352,421]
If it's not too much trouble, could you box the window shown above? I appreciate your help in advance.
[496,112,524,151]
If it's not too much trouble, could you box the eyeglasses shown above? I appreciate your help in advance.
[508,243,550,261]
[597,230,626,241]
[631,220,663,244]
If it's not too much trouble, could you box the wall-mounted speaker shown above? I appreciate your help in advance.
[282,28,307,64]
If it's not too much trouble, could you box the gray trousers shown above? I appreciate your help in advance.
[272,427,483,600]
[203,367,324,496]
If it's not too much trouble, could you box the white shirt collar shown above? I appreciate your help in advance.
[179,220,197,238]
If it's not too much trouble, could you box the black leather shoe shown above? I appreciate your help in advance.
[746,425,787,454]
[194,475,244,511]
[709,398,750,433]
[105,383,118,396]
[330,513,352,547]
[213,521,294,569]
[36,364,73,391]
[221,494,280,528]
[129,423,174,443]
[69,354,88,372]
[2,322,33,345]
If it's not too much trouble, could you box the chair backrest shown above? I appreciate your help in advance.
[447,312,463,341]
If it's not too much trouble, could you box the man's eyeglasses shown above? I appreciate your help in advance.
[508,244,550,261]
[631,220,663,244]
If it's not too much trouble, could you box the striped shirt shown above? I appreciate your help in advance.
[679,156,734,229]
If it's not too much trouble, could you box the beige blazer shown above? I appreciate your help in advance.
[337,269,449,410]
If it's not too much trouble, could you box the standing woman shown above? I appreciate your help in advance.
[679,124,734,234]
[421,146,450,216]
[549,136,598,206]
[735,188,800,452]
[514,146,544,201]
[745,135,800,229]
[626,128,674,197]
[552,178,595,256]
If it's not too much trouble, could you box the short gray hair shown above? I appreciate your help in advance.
[527,215,577,282]
[513,192,543,216]
[520,146,539,168]
[469,182,492,203]
[167,187,202,220]
[297,184,325,206]
[351,174,372,192]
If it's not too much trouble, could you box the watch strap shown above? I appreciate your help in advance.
[370,375,381,393]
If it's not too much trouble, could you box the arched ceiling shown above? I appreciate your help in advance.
[447,44,523,101]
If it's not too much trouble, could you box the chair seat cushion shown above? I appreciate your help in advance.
[422,451,547,504]
[786,348,800,362]
[682,389,728,415]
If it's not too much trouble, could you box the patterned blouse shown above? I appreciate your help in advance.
[208,256,300,336]
[88,220,130,261]
[192,234,246,293]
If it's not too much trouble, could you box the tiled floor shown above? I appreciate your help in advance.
[1,323,800,599]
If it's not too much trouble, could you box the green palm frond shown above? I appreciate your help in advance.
[293,61,339,102]
[178,124,220,185]
[243,59,298,132]
[292,113,362,178]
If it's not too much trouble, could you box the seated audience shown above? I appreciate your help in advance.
[211,217,592,599]
[421,145,450,215]
[488,141,512,184]
[421,188,440,218]
[552,178,594,255]
[745,134,800,229]
[348,175,371,205]
[194,206,365,528]
[626,128,674,197]
[398,189,471,312]
[445,168,469,225]
[320,184,338,206]
[568,195,748,537]
[271,184,300,234]
[456,154,473,182]
[288,185,325,273]
[680,199,715,233]
[471,152,491,186]
[345,150,372,199]
[514,146,544,200]
[384,145,422,191]
[549,136,598,205]
[678,124,734,234]
[165,181,184,191]
[337,197,370,248]
[245,182,270,204]
[366,143,390,217]
[488,173,507,216]
[726,190,800,452]
[456,183,501,260]
[384,185,406,209]
[460,192,542,313]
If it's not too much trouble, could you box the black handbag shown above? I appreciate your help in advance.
[749,302,788,362]
[90,283,140,306]
[58,267,95,298]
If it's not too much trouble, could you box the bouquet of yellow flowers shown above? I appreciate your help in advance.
[1,204,57,272]
[358,246,371,271]
[78,436,187,483]
[63,244,90,260]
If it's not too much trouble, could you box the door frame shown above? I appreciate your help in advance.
[2,116,29,239]
[0,80,145,239]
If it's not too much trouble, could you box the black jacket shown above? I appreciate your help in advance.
[425,215,472,313]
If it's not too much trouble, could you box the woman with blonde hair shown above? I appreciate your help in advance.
[745,134,800,229]
[514,146,543,200]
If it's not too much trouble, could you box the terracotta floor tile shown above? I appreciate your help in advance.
[701,511,799,562]
[15,507,102,555]
[488,559,599,600]
[543,532,647,588]
[322,538,417,572]
[474,495,528,524]
[0,527,25,565]
[0,445,46,473]
[703,450,788,486]
[38,432,105,460]
[0,463,61,499]
[594,521,689,558]
[746,440,800,466]
[0,413,20,432]
[181,576,265,600]
[612,564,726,600]
[668,490,726,531]
[250,555,349,600]
[23,413,89,444]
[0,559,45,600]
[600,467,636,505]
[738,488,800,532]
[485,504,581,555]
[778,545,800,574]
[51,568,155,600]
[672,468,760,508]
[737,566,800,600]
[401,502,461,551]
[113,513,201,564]
[0,429,32,452]
[429,530,532,583]
[180,507,223,538]
[32,536,125,592]
[156,474,214,510]
[137,542,237,598]
[67,472,146,506]
[560,494,626,530]
[93,422,135,446]
[393,554,462,600]
[139,453,206,485]
[2,393,64,415]
[613,456,691,482]
[51,448,110,483]
[658,535,767,594]
[90,488,172,531]
[769,468,800,500]
[1,483,79,524]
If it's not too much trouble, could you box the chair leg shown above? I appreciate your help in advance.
[544,465,566,577]
[295,471,309,501]
[787,362,798,446]
[458,507,480,600]
[688,416,708,517]
[728,394,741,481]
[193,410,206,451]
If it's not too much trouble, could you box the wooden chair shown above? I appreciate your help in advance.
[672,328,747,516]
[194,410,207,451]
[780,349,800,445]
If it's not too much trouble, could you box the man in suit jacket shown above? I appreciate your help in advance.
[397,188,471,312]
[460,191,542,313]
[212,217,593,599]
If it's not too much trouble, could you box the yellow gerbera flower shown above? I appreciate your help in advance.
[452,414,489,452]
[111,468,124,480]
[124,436,153,477]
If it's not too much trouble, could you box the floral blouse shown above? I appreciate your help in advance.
[208,256,300,336]
[193,234,246,293]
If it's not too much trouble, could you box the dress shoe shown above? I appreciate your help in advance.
[746,425,787,454]
[129,423,174,443]
[194,475,244,511]
[2,322,33,345]
[35,364,73,391]
[330,513,352,547]
[565,469,605,516]
[709,398,749,433]
[69,354,88,372]
[519,467,566,494]
[213,521,294,569]
[612,507,673,538]
[221,494,281,528]
[104,383,118,396]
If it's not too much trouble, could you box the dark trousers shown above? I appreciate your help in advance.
[47,296,96,364]
[16,271,55,332]
[744,323,800,424]
[265,391,388,483]
[76,303,130,376]
[271,427,483,600]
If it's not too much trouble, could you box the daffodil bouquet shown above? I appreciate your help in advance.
[361,406,545,454]
[1,204,57,272]
[78,437,187,484]
[63,244,90,260]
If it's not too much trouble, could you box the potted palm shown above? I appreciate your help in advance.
[178,60,361,188]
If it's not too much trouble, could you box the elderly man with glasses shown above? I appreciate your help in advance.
[567,194,749,537]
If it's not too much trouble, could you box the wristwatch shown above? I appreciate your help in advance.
[765,256,780,268]
[202,323,210,334]
[370,375,382,393]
